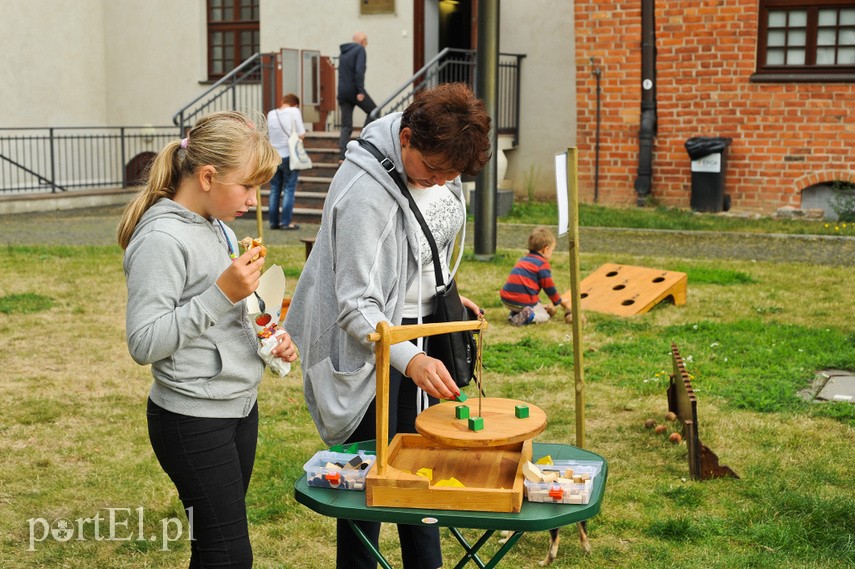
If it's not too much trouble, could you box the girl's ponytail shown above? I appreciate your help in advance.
[117,141,184,249]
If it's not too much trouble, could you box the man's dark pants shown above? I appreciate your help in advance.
[338,94,377,160]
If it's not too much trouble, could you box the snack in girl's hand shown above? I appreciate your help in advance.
[254,314,291,377]
[239,236,267,261]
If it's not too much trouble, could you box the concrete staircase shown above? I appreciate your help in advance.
[259,131,342,225]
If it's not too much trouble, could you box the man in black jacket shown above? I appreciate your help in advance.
[337,32,377,162]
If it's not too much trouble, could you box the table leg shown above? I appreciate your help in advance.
[345,519,393,569]
[448,528,525,569]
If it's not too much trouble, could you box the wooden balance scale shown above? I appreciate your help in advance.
[365,320,547,513]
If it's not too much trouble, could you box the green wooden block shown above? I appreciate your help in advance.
[455,391,468,403]
[515,404,530,419]
[468,416,484,431]
[455,405,470,419]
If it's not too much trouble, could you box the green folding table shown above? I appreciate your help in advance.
[294,441,607,569]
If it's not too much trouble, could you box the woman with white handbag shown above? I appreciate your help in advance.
[266,93,308,230]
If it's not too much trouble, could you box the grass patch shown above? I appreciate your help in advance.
[0,293,54,314]
[1,244,853,568]
[495,201,855,236]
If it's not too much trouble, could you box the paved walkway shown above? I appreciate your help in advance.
[2,204,855,266]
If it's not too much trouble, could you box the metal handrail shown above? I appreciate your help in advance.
[368,48,474,121]
[172,52,273,134]
[0,153,67,193]
[368,48,524,146]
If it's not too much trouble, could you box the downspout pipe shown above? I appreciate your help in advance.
[634,0,657,206]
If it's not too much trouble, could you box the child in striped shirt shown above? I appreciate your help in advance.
[500,226,571,325]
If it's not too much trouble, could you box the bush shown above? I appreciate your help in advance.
[829,180,855,222]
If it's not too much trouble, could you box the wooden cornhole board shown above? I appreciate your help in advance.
[365,320,545,513]
[562,263,687,317]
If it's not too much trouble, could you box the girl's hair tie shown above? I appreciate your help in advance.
[180,138,189,149]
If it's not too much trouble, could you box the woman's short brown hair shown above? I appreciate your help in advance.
[400,83,491,175]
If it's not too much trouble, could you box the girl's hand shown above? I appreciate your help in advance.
[458,294,483,318]
[405,353,460,400]
[216,247,265,303]
[272,330,298,362]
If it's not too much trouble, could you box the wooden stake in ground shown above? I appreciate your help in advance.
[564,148,586,448]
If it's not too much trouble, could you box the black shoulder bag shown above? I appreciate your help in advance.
[357,138,477,387]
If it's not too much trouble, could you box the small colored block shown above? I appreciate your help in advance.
[515,405,530,419]
[324,472,341,484]
[454,392,467,403]
[345,455,363,469]
[416,467,433,481]
[535,454,553,465]
[549,486,565,500]
[468,416,484,431]
[345,442,360,454]
[455,405,470,419]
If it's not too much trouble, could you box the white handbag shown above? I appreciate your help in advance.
[274,111,312,170]
[288,119,313,171]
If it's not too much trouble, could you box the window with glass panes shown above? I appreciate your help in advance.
[757,0,855,77]
[207,0,260,80]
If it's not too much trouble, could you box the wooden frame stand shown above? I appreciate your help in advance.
[365,319,541,513]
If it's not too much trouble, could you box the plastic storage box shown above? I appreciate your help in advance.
[523,459,602,505]
[303,450,376,491]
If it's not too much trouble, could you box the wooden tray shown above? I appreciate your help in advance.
[366,433,531,513]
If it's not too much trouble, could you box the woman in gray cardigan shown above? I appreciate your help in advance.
[286,83,491,569]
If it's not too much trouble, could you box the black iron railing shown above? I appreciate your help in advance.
[172,52,276,134]
[0,126,178,194]
[370,49,525,146]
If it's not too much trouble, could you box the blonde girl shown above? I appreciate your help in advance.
[119,111,297,568]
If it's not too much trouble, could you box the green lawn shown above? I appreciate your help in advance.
[499,201,855,237]
[0,242,853,568]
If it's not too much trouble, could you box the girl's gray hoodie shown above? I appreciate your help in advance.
[124,199,263,418]
[285,113,461,445]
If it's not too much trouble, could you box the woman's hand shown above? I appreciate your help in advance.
[458,294,483,318]
[405,353,460,400]
[216,247,265,303]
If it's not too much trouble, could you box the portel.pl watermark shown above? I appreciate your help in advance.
[27,507,193,552]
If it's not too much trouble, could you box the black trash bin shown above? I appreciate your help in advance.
[684,137,732,212]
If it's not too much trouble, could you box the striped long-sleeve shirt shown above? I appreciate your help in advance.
[500,251,562,308]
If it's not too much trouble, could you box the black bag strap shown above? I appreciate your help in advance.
[357,138,448,291]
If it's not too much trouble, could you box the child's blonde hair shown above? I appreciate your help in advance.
[117,110,280,249]
[528,226,556,252]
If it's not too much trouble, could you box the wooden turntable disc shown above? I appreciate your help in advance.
[415,397,547,448]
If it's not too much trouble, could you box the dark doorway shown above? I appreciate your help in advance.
[414,0,476,71]
[440,0,473,50]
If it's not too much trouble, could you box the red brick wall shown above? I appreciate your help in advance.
[574,0,855,214]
